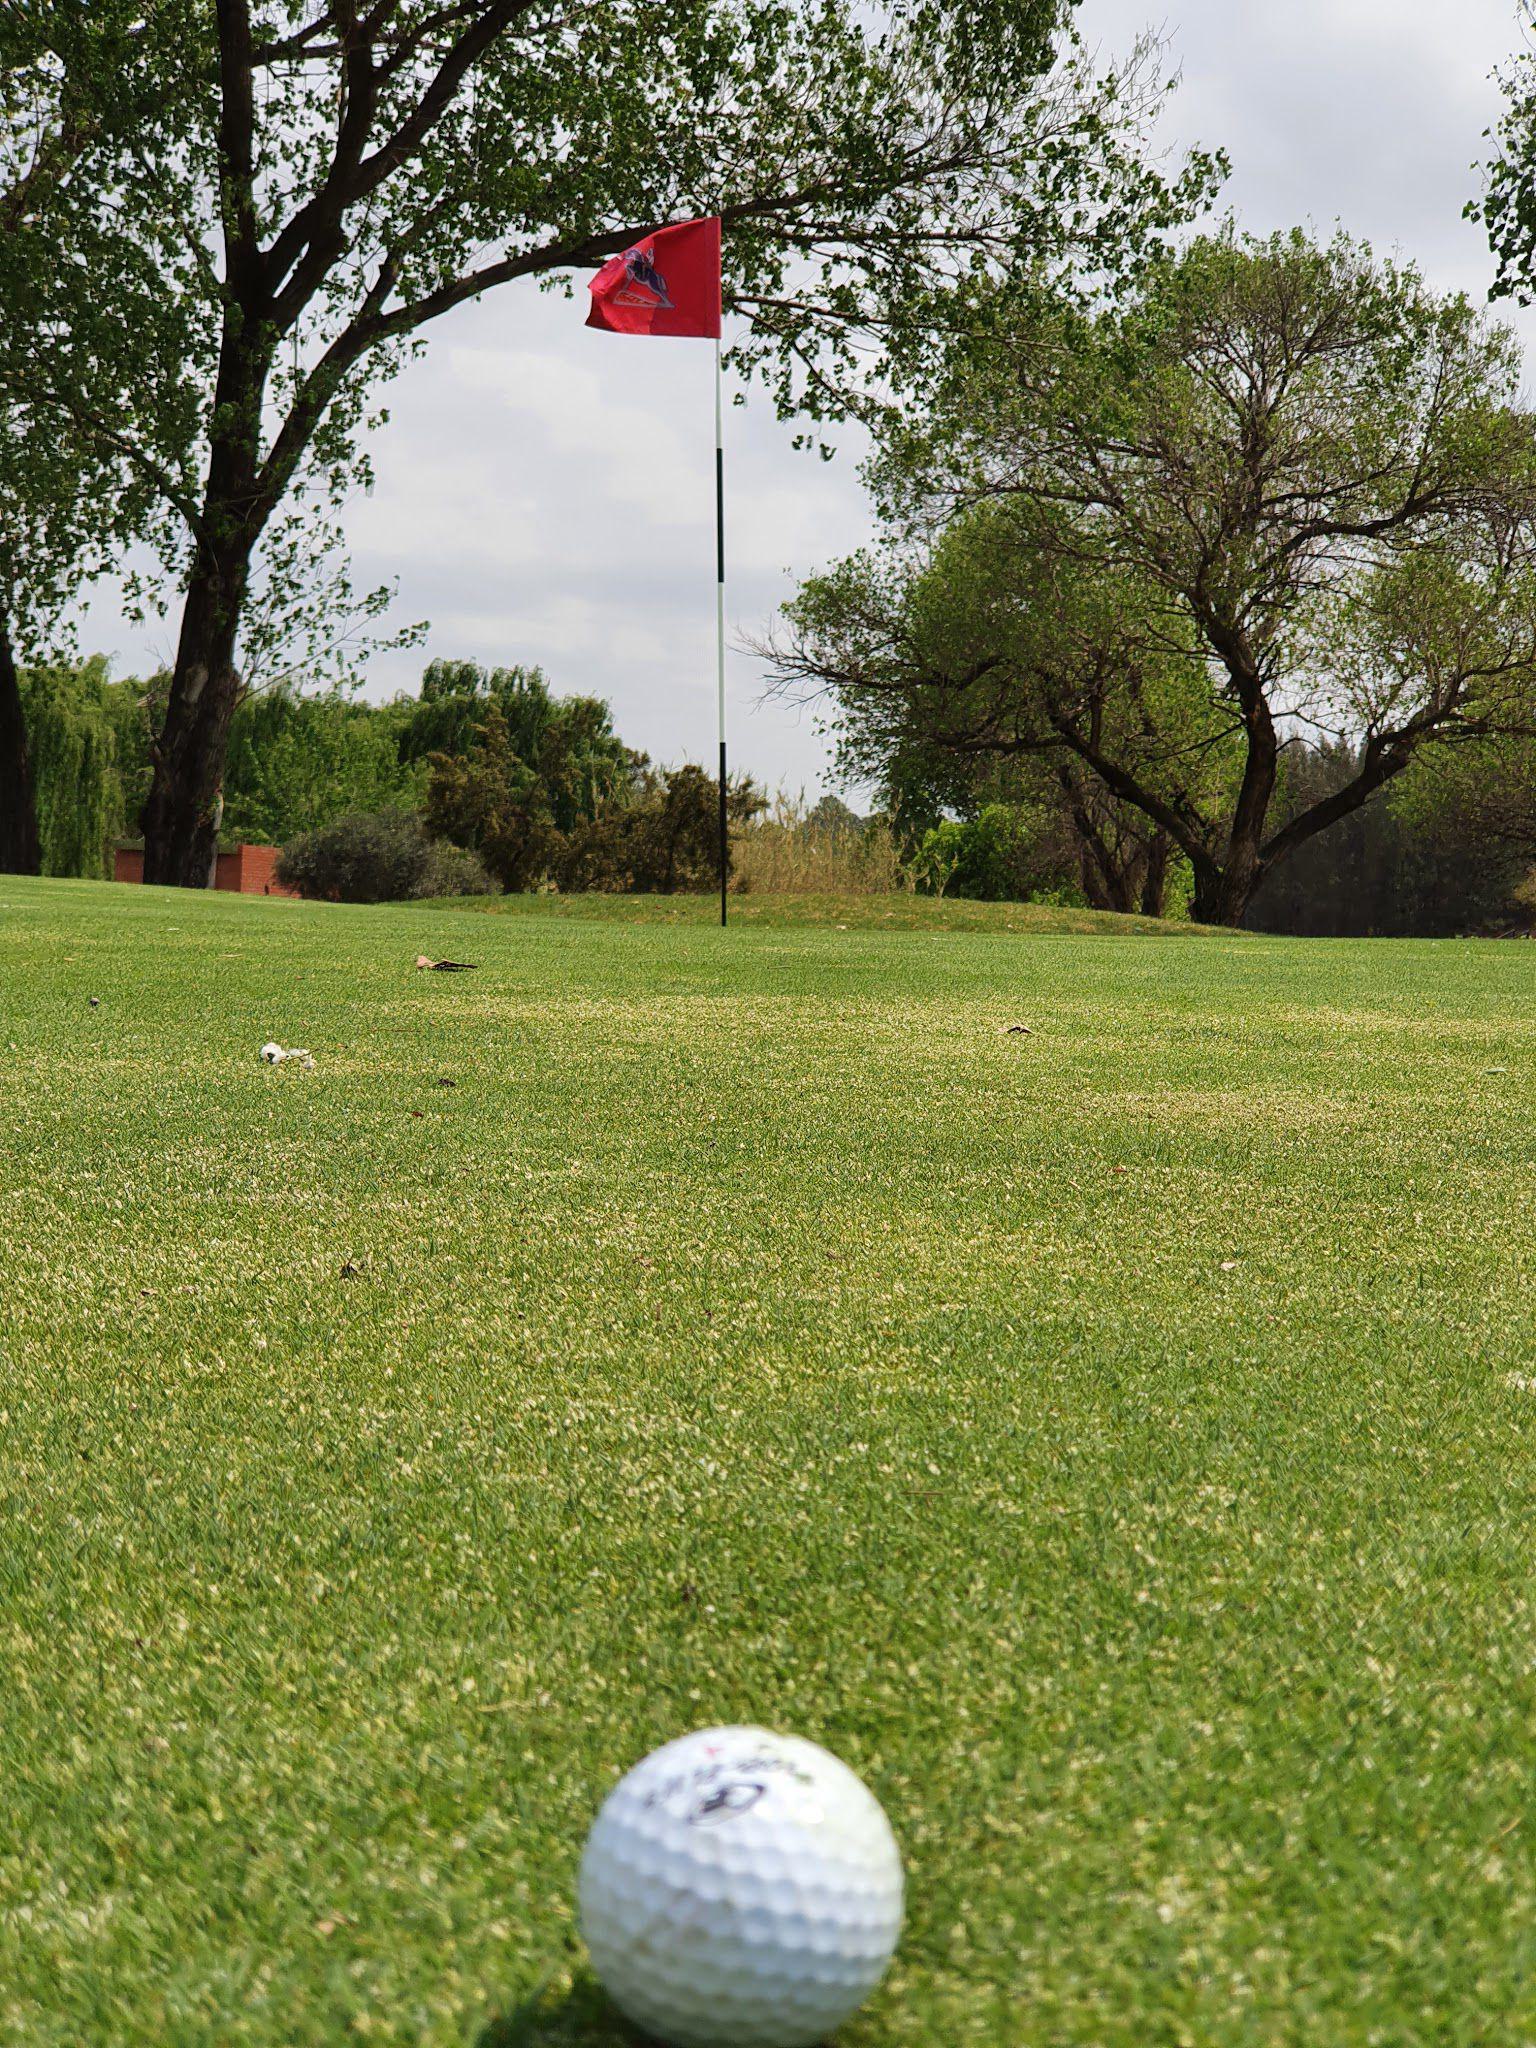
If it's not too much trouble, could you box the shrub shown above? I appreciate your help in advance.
[418,838,498,898]
[553,766,766,894]
[913,802,1074,901]
[555,814,627,892]
[619,764,764,893]
[910,818,966,897]
[277,809,495,901]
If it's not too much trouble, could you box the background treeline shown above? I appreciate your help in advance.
[27,645,1535,929]
[22,655,766,899]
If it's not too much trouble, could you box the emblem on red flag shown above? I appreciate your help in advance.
[613,247,674,311]
[587,218,721,339]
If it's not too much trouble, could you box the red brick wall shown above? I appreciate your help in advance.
[215,844,298,896]
[113,843,298,896]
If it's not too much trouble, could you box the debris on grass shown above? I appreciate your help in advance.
[259,1041,315,1070]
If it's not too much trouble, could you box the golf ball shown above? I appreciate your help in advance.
[578,1725,903,2048]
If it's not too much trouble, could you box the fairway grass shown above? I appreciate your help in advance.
[5,876,1536,2046]
[434,889,1212,936]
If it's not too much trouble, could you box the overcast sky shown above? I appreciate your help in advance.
[78,0,1536,800]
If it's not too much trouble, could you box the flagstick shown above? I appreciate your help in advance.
[715,334,728,929]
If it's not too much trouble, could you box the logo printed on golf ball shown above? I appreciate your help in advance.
[579,1726,904,2048]
[689,1778,768,1826]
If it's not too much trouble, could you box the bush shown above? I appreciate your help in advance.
[554,814,627,892]
[277,810,495,902]
[618,764,764,893]
[912,802,1074,901]
[418,838,499,898]
[422,705,562,891]
[550,766,766,894]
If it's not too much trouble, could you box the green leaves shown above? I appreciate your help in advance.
[1474,14,1536,305]
[0,0,206,653]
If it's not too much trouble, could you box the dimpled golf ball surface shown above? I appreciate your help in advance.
[579,1726,904,2047]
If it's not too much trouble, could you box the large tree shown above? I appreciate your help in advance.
[789,528,1194,914]
[6,0,1215,886]
[775,233,1536,925]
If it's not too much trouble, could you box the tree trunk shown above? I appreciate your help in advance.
[1076,843,1113,910]
[142,3,270,888]
[1139,831,1170,918]
[1184,702,1278,924]
[0,612,41,875]
[1191,692,1278,925]
[141,552,248,886]
[1191,831,1274,924]
[1190,862,1266,926]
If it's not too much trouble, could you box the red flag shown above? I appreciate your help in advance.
[587,217,721,339]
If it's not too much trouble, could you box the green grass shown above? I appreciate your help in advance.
[4,875,1536,2047]
[437,890,1213,936]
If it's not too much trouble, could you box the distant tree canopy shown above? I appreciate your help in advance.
[26,651,775,901]
[773,232,1536,926]
[20,657,119,879]
[222,690,425,845]
[22,655,641,876]
[23,644,1536,926]
[402,660,633,829]
[423,699,764,894]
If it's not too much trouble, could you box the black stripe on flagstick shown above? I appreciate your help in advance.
[716,447,725,587]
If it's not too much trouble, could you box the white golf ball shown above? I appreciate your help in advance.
[579,1726,903,2048]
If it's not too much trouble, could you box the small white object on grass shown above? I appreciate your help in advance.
[259,1042,315,1070]
[580,1725,903,2048]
